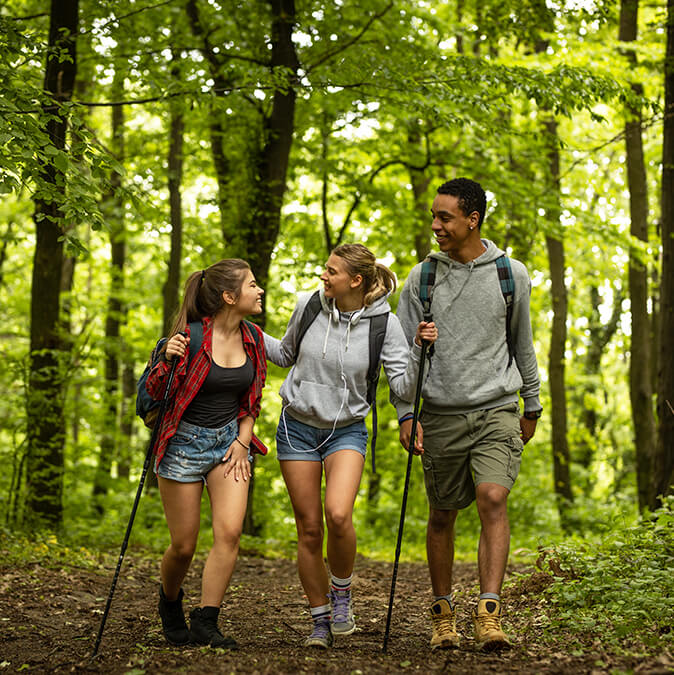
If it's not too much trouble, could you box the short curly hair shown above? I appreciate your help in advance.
[437,178,487,229]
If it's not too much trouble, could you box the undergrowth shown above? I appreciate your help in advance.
[536,496,674,650]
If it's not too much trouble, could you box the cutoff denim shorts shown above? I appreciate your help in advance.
[156,418,252,483]
[275,411,368,462]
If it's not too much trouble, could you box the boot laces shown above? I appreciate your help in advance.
[477,611,501,633]
[432,611,454,633]
[309,620,331,641]
[331,590,352,624]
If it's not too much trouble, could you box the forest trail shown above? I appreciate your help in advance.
[1,551,669,674]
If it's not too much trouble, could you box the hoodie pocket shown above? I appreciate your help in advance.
[294,380,349,422]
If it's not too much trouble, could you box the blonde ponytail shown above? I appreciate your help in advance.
[331,243,396,307]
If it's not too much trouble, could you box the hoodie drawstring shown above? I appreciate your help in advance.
[322,318,332,357]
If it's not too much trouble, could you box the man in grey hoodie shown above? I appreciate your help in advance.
[393,177,542,652]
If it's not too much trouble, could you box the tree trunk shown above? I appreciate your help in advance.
[408,125,432,263]
[543,117,573,527]
[25,0,78,529]
[93,68,126,506]
[240,0,299,291]
[619,0,658,510]
[576,283,623,493]
[118,362,136,480]
[654,0,674,506]
[241,0,299,536]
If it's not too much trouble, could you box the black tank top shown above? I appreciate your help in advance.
[181,356,254,428]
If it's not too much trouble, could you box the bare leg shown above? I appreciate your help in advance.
[426,507,458,597]
[475,482,510,595]
[323,450,364,578]
[280,460,330,607]
[200,463,250,607]
[158,477,203,600]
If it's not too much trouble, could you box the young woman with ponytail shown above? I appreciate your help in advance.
[144,259,266,650]
[264,243,437,648]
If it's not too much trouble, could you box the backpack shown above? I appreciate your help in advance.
[419,254,515,366]
[135,321,203,428]
[295,290,388,472]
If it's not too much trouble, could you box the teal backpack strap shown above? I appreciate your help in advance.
[366,313,388,474]
[242,319,261,345]
[418,257,437,357]
[419,257,437,317]
[495,255,515,367]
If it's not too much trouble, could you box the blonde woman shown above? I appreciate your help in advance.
[264,244,436,648]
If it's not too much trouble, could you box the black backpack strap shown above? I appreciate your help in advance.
[295,290,322,357]
[494,255,515,367]
[187,320,203,370]
[366,313,388,474]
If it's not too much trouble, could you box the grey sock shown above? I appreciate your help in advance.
[434,594,454,609]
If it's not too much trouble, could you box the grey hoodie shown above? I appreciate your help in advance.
[264,289,423,428]
[393,239,541,416]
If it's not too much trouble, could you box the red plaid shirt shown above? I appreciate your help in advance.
[145,317,267,469]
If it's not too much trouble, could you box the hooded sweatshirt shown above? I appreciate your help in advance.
[393,239,541,417]
[264,288,423,429]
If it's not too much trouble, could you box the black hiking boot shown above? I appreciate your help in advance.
[158,586,190,646]
[189,606,238,649]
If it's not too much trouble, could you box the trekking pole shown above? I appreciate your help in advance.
[92,351,181,657]
[382,312,432,653]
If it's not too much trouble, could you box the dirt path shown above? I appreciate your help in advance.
[0,551,666,673]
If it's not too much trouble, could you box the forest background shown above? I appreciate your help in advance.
[0,0,673,662]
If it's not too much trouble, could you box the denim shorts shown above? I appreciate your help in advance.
[156,418,252,483]
[275,411,368,462]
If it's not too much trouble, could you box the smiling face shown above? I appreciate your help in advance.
[320,253,362,301]
[430,193,480,257]
[228,269,264,315]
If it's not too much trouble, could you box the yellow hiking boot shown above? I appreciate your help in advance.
[429,598,460,650]
[472,598,511,651]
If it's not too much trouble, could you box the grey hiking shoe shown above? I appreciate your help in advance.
[330,589,356,636]
[304,619,333,648]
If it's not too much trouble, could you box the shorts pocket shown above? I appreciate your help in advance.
[421,453,454,505]
[169,431,197,446]
[421,453,439,503]
[506,436,524,482]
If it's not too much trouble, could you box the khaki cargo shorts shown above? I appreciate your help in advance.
[420,402,523,510]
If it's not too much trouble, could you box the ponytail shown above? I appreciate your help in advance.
[167,259,251,338]
[331,243,396,307]
[364,262,396,306]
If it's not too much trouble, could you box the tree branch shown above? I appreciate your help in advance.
[79,0,177,37]
[304,2,393,73]
[9,13,49,21]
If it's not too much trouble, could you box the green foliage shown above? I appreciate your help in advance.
[538,497,674,648]
[0,0,668,596]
